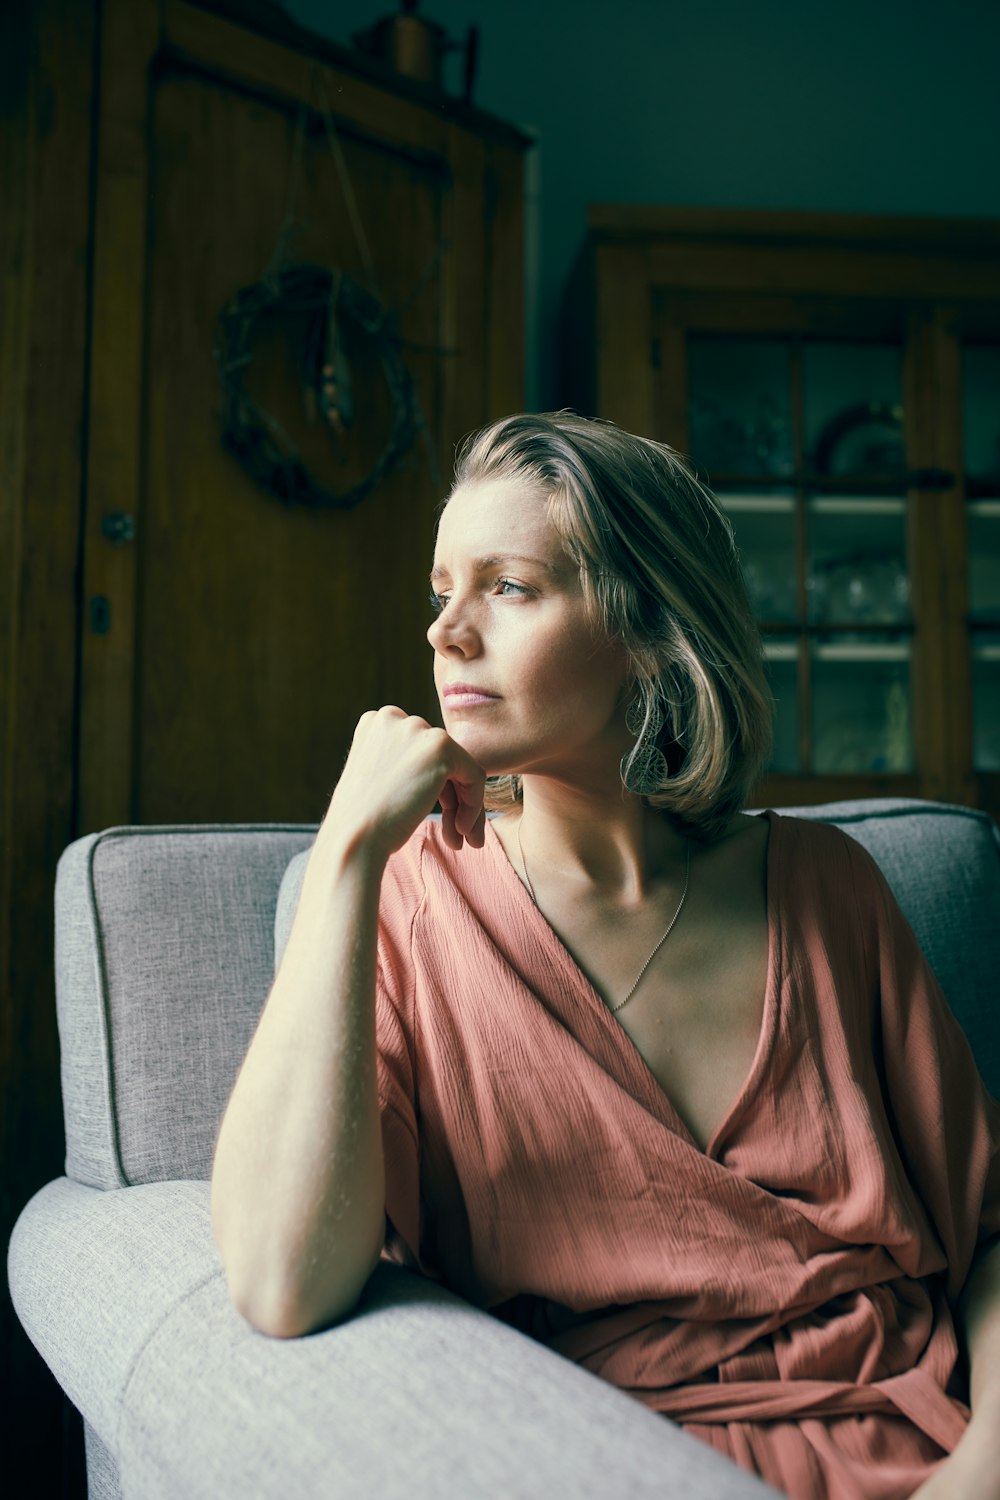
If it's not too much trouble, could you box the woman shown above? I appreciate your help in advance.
[211,412,1000,1500]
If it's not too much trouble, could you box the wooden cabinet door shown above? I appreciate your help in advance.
[78,0,524,832]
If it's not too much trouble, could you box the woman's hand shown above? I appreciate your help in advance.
[922,1235,1000,1500]
[910,1423,1000,1500]
[325,705,487,860]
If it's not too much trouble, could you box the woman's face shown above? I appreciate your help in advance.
[427,477,630,783]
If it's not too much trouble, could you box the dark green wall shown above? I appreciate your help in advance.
[283,0,1000,405]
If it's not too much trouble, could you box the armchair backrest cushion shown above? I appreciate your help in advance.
[55,824,317,1189]
[55,800,999,1190]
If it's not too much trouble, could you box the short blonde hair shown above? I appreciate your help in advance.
[447,411,773,842]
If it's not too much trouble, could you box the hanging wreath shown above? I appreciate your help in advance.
[213,263,424,510]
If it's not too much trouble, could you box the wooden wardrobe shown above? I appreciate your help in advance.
[0,0,527,1488]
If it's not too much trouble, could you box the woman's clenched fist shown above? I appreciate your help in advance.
[324,706,487,861]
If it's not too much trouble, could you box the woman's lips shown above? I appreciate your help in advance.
[442,684,501,707]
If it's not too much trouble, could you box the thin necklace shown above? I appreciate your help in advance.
[514,818,693,1014]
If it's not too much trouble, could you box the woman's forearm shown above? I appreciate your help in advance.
[210,821,387,1338]
[959,1233,1000,1415]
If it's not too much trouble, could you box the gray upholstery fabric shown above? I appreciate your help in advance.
[84,1422,121,1500]
[10,1178,778,1500]
[55,824,316,1188]
[8,1179,217,1446]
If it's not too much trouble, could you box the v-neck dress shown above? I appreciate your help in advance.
[373,810,1000,1500]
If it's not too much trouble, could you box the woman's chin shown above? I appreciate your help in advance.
[443,716,491,750]
[444,726,520,778]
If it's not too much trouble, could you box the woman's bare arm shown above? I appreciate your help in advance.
[211,822,387,1337]
[210,708,486,1338]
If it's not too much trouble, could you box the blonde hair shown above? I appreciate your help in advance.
[446,411,773,842]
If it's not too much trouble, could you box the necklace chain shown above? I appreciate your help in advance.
[514,819,693,1014]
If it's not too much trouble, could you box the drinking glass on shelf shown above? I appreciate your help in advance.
[808,553,909,626]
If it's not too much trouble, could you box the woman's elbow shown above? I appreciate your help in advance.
[219,1241,382,1338]
[223,1271,361,1339]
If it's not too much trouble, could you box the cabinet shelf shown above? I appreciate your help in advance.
[720,494,794,513]
[721,494,907,516]
[764,640,911,663]
[810,496,906,516]
[814,641,911,662]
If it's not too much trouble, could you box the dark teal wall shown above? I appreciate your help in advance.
[283,0,1000,406]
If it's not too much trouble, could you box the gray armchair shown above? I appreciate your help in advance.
[8,800,1000,1498]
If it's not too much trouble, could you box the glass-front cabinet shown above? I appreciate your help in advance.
[567,207,1000,820]
[687,332,915,783]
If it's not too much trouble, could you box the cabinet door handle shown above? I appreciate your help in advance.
[90,596,111,635]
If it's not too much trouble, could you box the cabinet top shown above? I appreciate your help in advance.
[187,0,535,150]
[585,203,1000,253]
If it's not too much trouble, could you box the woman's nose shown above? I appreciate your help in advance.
[426,614,448,651]
[427,599,479,655]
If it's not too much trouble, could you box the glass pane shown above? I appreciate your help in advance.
[688,338,793,476]
[962,346,1000,489]
[973,638,1000,771]
[763,637,800,772]
[969,503,1000,621]
[720,491,798,624]
[802,342,904,477]
[811,642,913,774]
[806,497,909,626]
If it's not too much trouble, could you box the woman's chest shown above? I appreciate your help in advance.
[556,906,771,1151]
[411,895,916,1301]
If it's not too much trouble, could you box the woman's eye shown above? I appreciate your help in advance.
[429,579,527,614]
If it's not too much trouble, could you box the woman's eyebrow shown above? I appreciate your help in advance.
[429,554,557,581]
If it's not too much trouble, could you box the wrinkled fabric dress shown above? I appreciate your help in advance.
[373,810,1000,1500]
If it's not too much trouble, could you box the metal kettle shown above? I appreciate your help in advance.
[353,0,478,102]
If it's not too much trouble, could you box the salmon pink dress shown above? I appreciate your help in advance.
[373,810,1000,1500]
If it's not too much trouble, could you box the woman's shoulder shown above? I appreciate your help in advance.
[764,808,893,921]
[767,807,881,863]
[380,816,485,920]
[379,819,433,930]
[718,807,869,879]
[378,817,512,974]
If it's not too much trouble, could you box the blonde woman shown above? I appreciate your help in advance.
[212,413,1000,1500]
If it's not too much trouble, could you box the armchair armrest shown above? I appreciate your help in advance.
[9,1179,776,1499]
